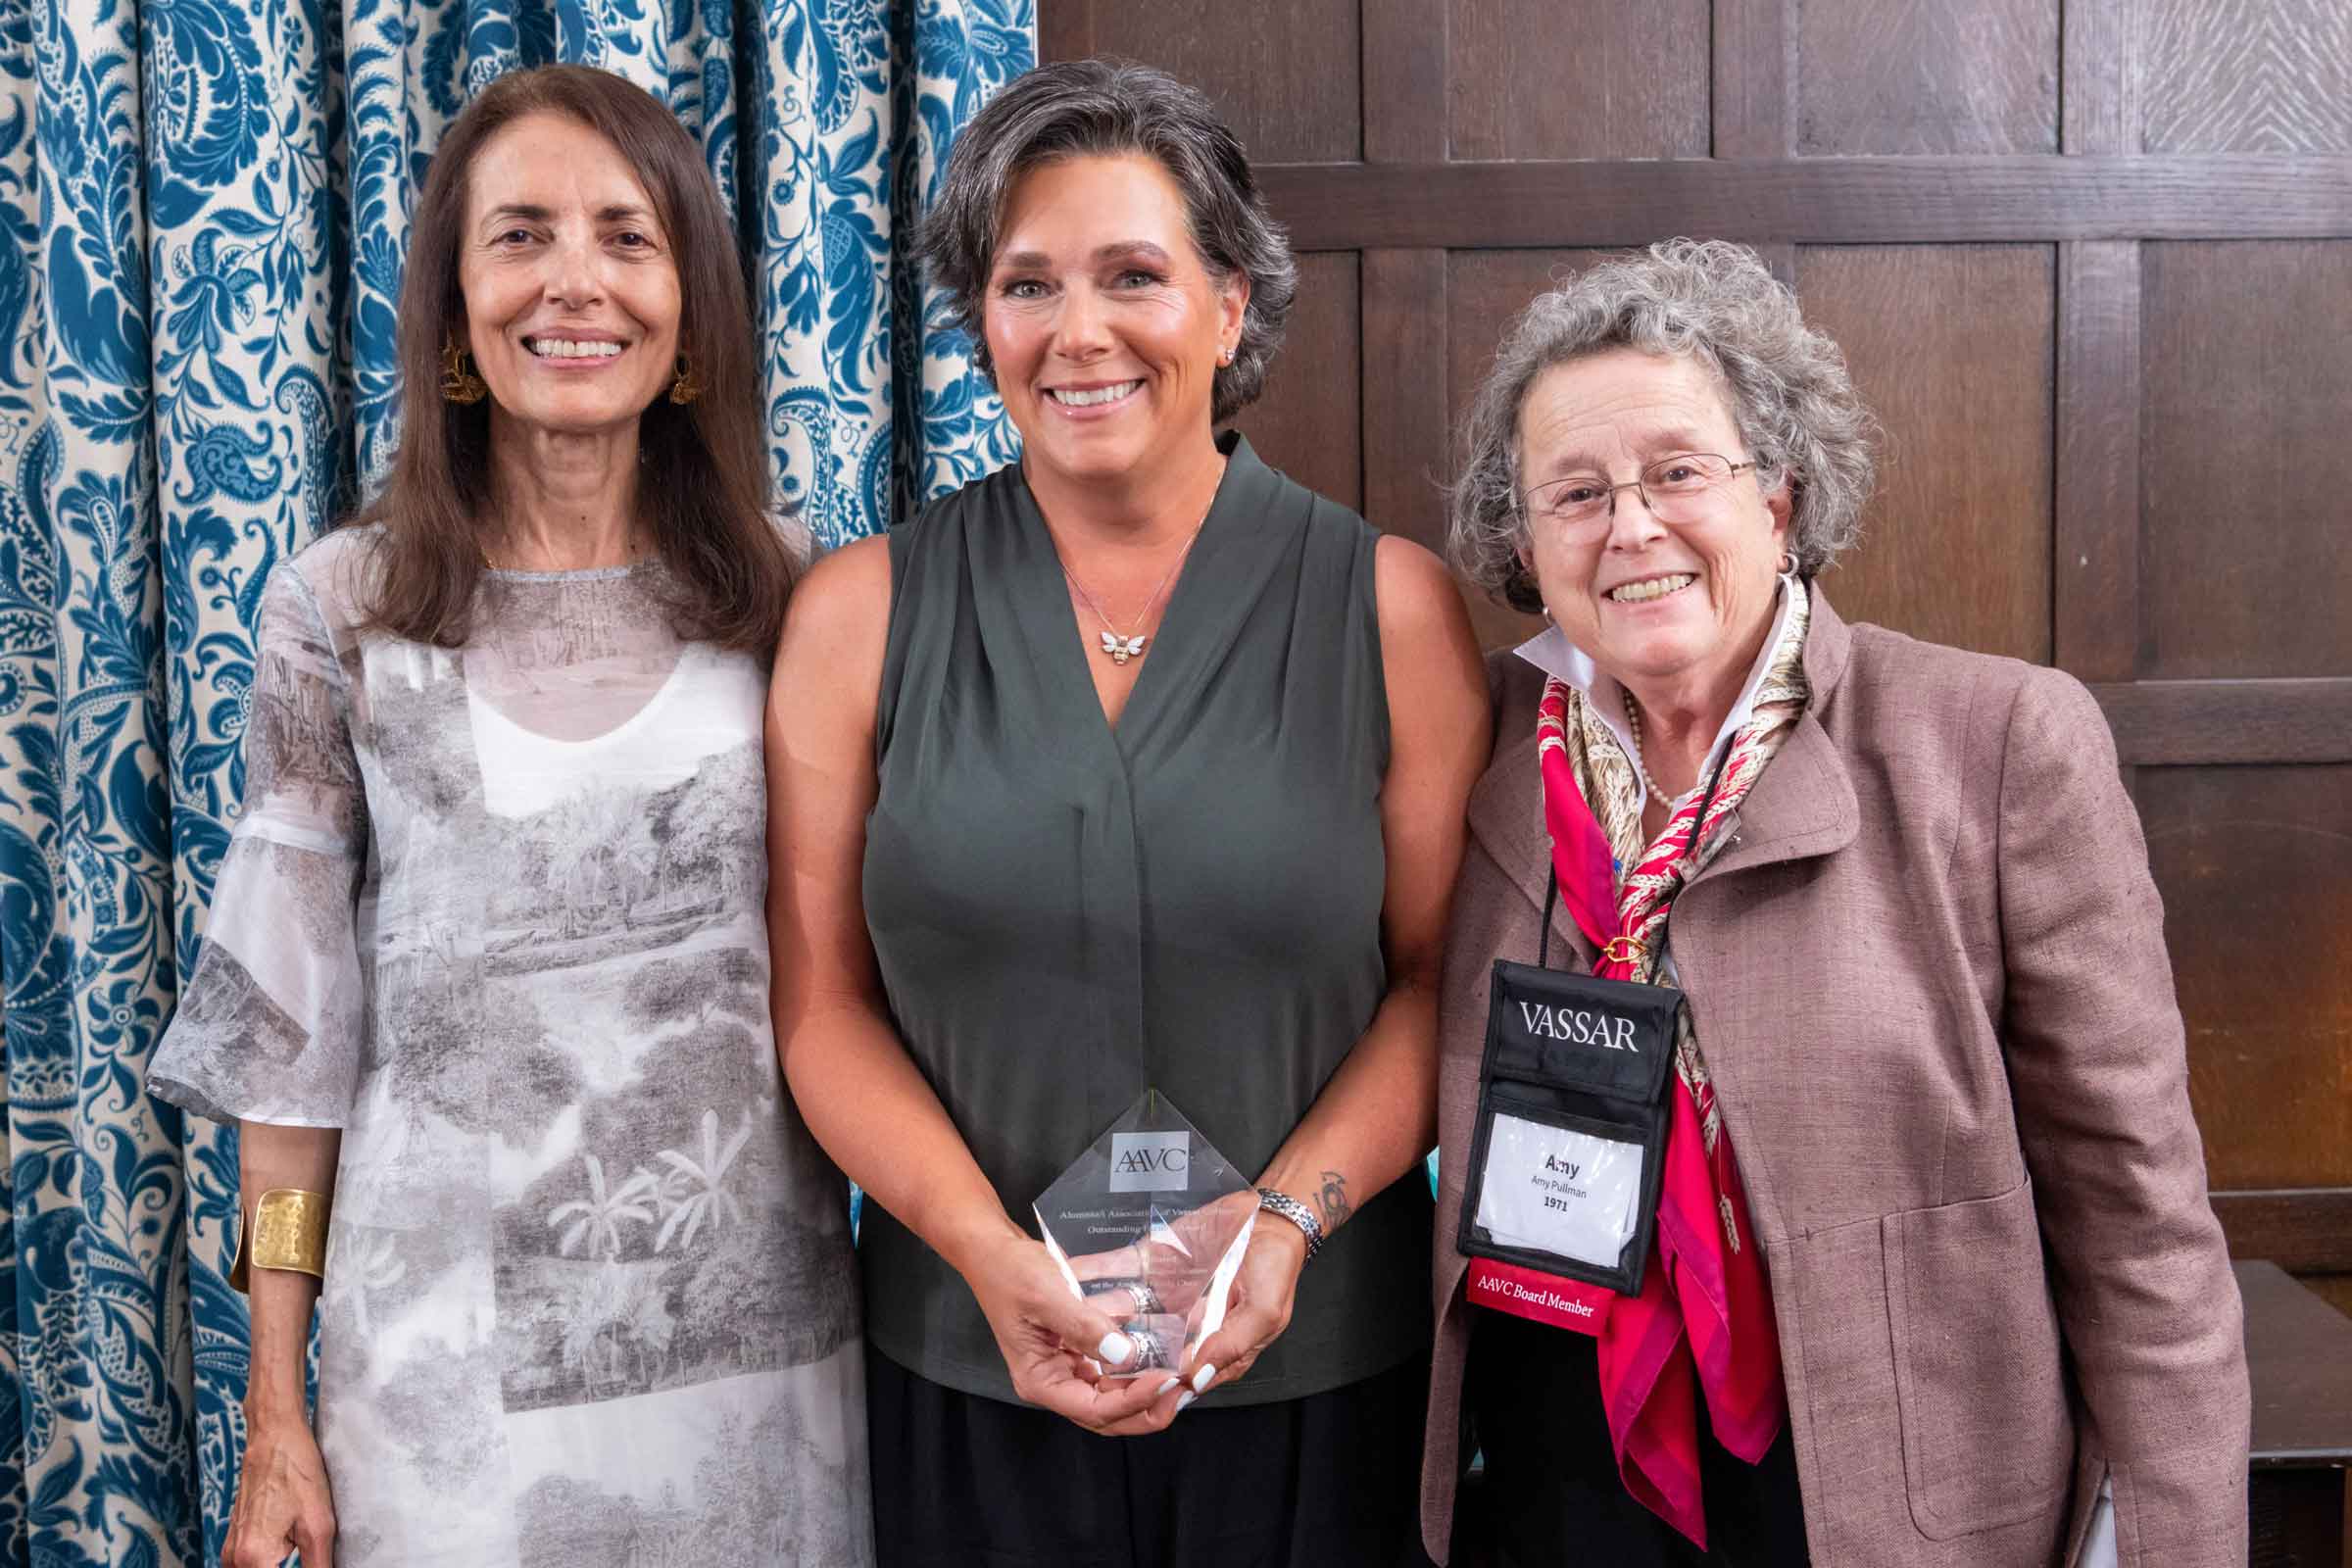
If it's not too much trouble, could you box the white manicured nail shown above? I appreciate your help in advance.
[1176,1391,1196,1413]
[1099,1332,1135,1365]
[1191,1363,1216,1394]
[1155,1377,1181,1396]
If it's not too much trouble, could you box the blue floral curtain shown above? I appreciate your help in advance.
[0,0,1030,1558]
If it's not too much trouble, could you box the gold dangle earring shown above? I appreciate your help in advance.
[668,352,701,405]
[441,336,487,405]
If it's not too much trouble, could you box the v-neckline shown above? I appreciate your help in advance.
[1012,434,1246,752]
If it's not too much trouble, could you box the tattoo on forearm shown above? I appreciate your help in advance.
[1316,1170,1352,1231]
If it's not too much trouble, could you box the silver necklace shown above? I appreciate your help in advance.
[1621,697,1675,803]
[1059,509,1209,666]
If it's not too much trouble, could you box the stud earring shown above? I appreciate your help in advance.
[441,337,486,405]
[669,353,701,406]
[1217,344,1234,367]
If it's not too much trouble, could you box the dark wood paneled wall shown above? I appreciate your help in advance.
[1040,0,2352,1314]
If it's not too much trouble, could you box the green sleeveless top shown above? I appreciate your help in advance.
[861,433,1434,1406]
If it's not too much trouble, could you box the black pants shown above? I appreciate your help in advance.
[1458,1309,1811,1568]
[867,1344,1436,1568]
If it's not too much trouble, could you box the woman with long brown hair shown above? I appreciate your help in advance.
[146,66,869,1567]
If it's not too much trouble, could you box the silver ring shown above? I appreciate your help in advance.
[1125,1326,1172,1371]
[1085,1276,1159,1316]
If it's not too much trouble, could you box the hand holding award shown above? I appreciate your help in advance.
[1035,1092,1258,1381]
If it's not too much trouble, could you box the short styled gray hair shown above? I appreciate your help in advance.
[914,59,1298,424]
[1449,239,1878,612]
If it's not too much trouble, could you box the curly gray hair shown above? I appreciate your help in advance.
[913,59,1298,425]
[1449,239,1878,612]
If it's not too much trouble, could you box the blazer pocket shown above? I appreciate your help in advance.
[1882,1178,2073,1540]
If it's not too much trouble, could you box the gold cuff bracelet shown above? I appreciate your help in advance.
[229,1188,332,1294]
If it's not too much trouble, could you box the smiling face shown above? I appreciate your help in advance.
[457,112,682,442]
[982,153,1246,491]
[1517,348,1791,705]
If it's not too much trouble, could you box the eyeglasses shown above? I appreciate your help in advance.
[1518,453,1757,534]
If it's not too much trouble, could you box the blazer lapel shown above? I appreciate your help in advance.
[1694,588,1860,882]
[1695,714,1859,878]
[1465,658,1596,969]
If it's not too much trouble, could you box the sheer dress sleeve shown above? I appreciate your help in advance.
[148,561,370,1127]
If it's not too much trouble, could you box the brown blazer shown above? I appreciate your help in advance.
[1422,595,2249,1567]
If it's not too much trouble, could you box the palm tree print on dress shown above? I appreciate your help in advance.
[549,1154,661,1261]
[559,1264,672,1397]
[654,1107,753,1253]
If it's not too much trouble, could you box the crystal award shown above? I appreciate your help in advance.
[1032,1089,1258,1377]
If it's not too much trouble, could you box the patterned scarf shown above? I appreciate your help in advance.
[1482,577,1810,1548]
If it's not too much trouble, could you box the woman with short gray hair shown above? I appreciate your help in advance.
[768,58,1485,1566]
[1449,239,1876,606]
[1420,239,2245,1565]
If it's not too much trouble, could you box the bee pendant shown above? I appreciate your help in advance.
[1100,631,1149,666]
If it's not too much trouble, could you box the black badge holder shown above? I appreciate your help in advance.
[1454,912,1682,1296]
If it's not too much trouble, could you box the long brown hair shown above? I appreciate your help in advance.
[350,65,793,654]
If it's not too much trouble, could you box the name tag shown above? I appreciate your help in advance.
[1473,1112,1645,1268]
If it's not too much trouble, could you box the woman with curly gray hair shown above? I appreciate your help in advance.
[767,58,1485,1567]
[1419,240,2246,1567]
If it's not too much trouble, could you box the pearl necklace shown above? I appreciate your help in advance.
[1621,697,1675,803]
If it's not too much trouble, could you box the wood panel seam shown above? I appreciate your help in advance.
[2089,678,2352,765]
[1255,156,2352,248]
[2054,240,2142,681]
[2213,1189,2352,1275]
[1359,249,1451,559]
[1360,0,1448,162]
[2061,0,2140,154]
[1711,0,1790,159]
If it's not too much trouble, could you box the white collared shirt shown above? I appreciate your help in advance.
[1511,574,1802,815]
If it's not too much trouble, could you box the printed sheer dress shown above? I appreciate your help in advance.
[149,527,871,1567]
